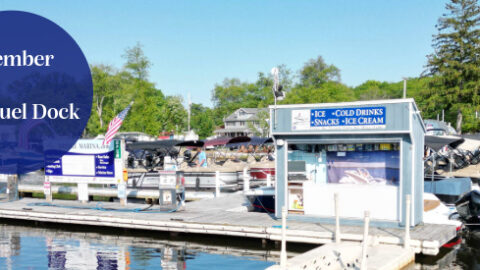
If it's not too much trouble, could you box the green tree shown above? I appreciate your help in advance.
[298,56,340,88]
[211,65,293,125]
[353,78,430,101]
[158,96,188,134]
[123,42,151,81]
[211,78,258,125]
[422,0,480,132]
[90,65,119,130]
[190,103,215,138]
[85,44,189,138]
[246,110,270,137]
[354,80,399,100]
[283,82,354,104]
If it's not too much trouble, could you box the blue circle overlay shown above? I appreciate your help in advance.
[0,11,93,174]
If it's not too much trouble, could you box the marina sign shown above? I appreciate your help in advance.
[45,139,123,184]
[292,106,386,130]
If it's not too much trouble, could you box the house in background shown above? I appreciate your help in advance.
[214,108,269,137]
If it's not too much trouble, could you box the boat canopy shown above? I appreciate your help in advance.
[226,137,273,148]
[424,135,464,151]
[126,140,194,151]
[204,136,251,147]
[176,140,205,148]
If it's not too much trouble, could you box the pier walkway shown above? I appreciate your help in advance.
[0,194,456,256]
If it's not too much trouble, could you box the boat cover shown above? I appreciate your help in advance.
[204,136,251,147]
[227,137,273,148]
[127,139,205,151]
[425,135,464,151]
[126,140,182,151]
[176,140,205,147]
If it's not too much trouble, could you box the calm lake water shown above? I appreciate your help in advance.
[0,222,278,270]
[0,221,478,270]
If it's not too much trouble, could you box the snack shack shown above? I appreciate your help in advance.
[270,99,425,226]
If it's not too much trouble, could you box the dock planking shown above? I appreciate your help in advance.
[0,194,457,256]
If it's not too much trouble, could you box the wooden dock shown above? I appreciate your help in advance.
[0,194,457,256]
[267,243,415,270]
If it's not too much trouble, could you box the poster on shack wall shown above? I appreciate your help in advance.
[44,139,122,184]
[326,149,400,186]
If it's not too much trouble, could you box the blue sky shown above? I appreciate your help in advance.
[0,0,447,106]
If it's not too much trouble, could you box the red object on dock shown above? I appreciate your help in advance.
[250,167,275,180]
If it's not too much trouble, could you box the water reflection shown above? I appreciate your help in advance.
[0,224,275,270]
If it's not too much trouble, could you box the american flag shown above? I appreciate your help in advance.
[103,102,133,145]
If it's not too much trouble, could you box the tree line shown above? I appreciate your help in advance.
[85,0,480,138]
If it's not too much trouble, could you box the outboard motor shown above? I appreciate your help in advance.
[471,148,480,165]
[451,149,468,169]
[127,154,137,168]
[183,150,192,161]
[455,190,480,223]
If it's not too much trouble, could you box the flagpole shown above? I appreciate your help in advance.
[187,93,191,132]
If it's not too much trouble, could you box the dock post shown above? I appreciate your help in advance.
[44,177,52,202]
[334,193,341,243]
[361,210,370,270]
[280,206,287,269]
[404,194,411,249]
[7,175,18,201]
[243,167,250,193]
[78,183,89,203]
[215,171,220,197]
[266,173,271,187]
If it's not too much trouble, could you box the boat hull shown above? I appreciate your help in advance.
[184,171,240,190]
[249,167,275,180]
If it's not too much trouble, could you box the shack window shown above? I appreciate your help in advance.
[287,143,400,186]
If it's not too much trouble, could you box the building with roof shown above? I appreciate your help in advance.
[214,108,269,137]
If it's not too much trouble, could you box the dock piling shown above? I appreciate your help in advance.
[280,206,287,269]
[360,210,370,270]
[243,168,250,193]
[43,178,52,202]
[7,175,18,201]
[334,192,341,243]
[78,183,89,203]
[404,194,411,249]
[215,171,220,197]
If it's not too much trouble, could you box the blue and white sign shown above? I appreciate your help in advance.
[45,139,123,184]
[292,106,386,130]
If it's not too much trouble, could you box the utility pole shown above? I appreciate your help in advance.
[187,93,191,132]
[403,78,407,99]
[271,67,279,129]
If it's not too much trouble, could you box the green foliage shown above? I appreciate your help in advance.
[282,82,354,104]
[159,96,187,133]
[190,103,215,138]
[422,0,480,132]
[211,65,293,126]
[354,80,402,100]
[298,56,341,88]
[123,43,151,81]
[353,77,430,102]
[246,109,270,137]
[85,45,187,138]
